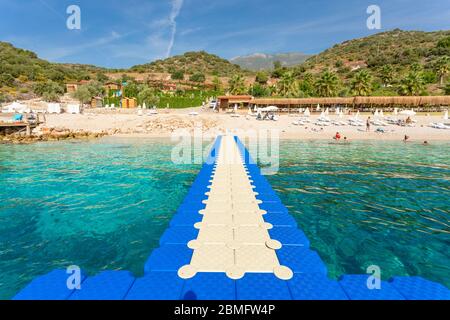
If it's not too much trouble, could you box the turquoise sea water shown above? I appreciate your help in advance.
[0,138,201,299]
[265,140,450,288]
[0,138,449,299]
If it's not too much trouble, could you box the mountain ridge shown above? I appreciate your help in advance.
[231,52,312,71]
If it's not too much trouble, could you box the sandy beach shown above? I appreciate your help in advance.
[22,107,449,142]
[1,107,449,142]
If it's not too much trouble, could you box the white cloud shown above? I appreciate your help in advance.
[166,0,184,58]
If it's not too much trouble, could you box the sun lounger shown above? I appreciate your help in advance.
[430,123,450,129]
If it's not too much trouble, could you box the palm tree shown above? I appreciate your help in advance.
[228,74,247,95]
[380,65,395,87]
[351,70,373,96]
[315,70,340,97]
[435,56,450,85]
[299,72,314,97]
[398,72,425,96]
[276,71,299,97]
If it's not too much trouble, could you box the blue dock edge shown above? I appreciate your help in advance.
[14,136,450,300]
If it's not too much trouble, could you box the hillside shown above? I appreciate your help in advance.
[302,29,450,71]
[0,42,107,102]
[294,29,450,95]
[130,51,249,76]
[231,52,311,71]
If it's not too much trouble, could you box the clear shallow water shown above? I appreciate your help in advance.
[0,138,201,299]
[0,138,449,299]
[264,140,450,288]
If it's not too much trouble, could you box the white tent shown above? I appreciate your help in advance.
[335,107,340,115]
[143,103,147,109]
[316,104,321,111]
[380,110,384,117]
[339,111,344,118]
[355,111,360,119]
[47,103,61,114]
[2,102,29,113]
[374,109,379,117]
[324,108,329,116]
[444,110,448,121]
[67,104,80,114]
[254,105,257,112]
[393,108,398,116]
[399,110,416,116]
[304,108,311,117]
[234,104,238,113]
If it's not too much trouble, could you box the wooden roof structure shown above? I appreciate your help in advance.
[218,95,450,107]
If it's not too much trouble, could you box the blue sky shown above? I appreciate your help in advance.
[0,0,449,68]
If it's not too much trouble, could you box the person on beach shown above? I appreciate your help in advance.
[334,132,341,141]
[423,141,429,145]
[366,117,371,132]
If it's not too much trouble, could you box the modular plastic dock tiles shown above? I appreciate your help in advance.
[13,269,87,300]
[13,135,450,300]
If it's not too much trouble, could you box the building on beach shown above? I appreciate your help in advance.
[217,95,450,112]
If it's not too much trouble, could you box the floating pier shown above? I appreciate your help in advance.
[14,135,450,300]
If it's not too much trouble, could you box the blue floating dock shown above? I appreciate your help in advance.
[13,136,450,300]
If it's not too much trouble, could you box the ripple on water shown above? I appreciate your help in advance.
[0,138,201,299]
[263,140,450,288]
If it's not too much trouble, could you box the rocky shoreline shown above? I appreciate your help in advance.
[0,127,109,144]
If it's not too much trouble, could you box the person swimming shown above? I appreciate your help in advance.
[404,135,410,142]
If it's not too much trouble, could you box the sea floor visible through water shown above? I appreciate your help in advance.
[0,137,449,299]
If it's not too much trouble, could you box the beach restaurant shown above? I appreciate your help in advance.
[217,95,450,112]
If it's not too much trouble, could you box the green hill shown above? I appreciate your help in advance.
[0,42,107,102]
[130,51,248,76]
[294,29,450,95]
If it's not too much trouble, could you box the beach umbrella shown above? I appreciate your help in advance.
[234,104,238,113]
[254,105,257,112]
[325,108,329,116]
[143,102,147,109]
[394,108,398,115]
[374,109,379,117]
[399,110,416,116]
[335,107,340,115]
[380,110,384,117]
[356,111,360,119]
[304,108,311,117]
[316,104,321,111]
[339,110,344,119]
[444,110,448,120]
